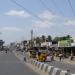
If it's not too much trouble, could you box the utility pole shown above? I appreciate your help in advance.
[30,29,34,47]
[31,29,33,41]
[0,32,2,39]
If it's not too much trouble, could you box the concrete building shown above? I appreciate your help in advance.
[41,42,52,47]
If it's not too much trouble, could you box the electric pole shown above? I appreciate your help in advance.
[31,29,34,47]
[31,29,33,41]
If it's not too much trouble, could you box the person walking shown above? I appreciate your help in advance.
[51,54,54,61]
[23,51,26,62]
[59,53,63,61]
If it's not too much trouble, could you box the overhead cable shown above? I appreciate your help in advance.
[39,0,54,14]
[10,0,43,21]
[67,0,75,17]
[50,0,64,16]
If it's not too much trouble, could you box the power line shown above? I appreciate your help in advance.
[39,0,64,16]
[10,0,53,27]
[67,0,75,17]
[10,0,43,21]
[50,0,64,16]
[39,0,54,14]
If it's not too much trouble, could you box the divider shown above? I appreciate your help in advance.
[51,68,61,75]
[43,64,48,72]
[39,62,44,70]
[59,71,68,75]
[28,58,73,75]
[47,66,54,75]
[13,51,75,75]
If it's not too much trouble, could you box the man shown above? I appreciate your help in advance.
[23,51,26,61]
[59,53,63,61]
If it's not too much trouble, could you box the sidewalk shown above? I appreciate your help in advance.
[54,57,75,65]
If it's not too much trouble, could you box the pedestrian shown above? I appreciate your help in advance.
[51,54,54,61]
[59,54,63,61]
[24,56,26,61]
[23,51,27,62]
[70,55,74,61]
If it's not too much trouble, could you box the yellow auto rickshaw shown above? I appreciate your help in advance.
[29,50,36,58]
[36,51,48,62]
[29,47,38,58]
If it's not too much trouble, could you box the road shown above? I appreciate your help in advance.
[0,51,38,75]
[45,60,75,74]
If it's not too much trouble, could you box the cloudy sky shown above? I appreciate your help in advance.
[0,0,75,44]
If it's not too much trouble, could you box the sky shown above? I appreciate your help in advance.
[0,0,75,44]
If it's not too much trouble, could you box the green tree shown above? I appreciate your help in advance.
[66,35,71,39]
[47,35,52,42]
[22,40,27,46]
[0,40,4,50]
[53,37,60,42]
[0,40,4,46]
[41,35,46,42]
[36,37,40,43]
[61,36,67,40]
[35,37,41,46]
[28,40,34,48]
[61,35,71,40]
[70,39,74,43]
[53,35,73,43]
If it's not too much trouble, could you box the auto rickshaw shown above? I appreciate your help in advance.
[36,52,47,62]
[29,50,36,58]
[29,47,38,58]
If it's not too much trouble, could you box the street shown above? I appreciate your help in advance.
[0,51,38,75]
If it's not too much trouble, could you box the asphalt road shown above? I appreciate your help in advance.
[0,51,38,75]
[45,60,75,74]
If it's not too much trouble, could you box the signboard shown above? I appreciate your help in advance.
[71,43,75,46]
[58,40,71,47]
[41,42,52,47]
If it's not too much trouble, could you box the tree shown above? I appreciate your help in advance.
[35,37,41,46]
[70,39,74,43]
[22,40,27,46]
[66,35,71,39]
[22,40,27,51]
[36,37,40,44]
[41,35,46,42]
[28,40,34,48]
[61,35,71,40]
[47,35,52,42]
[53,37,60,42]
[0,40,4,50]
[62,36,67,40]
[0,40,4,46]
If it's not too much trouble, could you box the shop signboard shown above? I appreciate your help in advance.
[58,40,71,47]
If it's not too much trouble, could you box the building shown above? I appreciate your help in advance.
[58,39,75,56]
[0,40,4,51]
[41,42,52,47]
